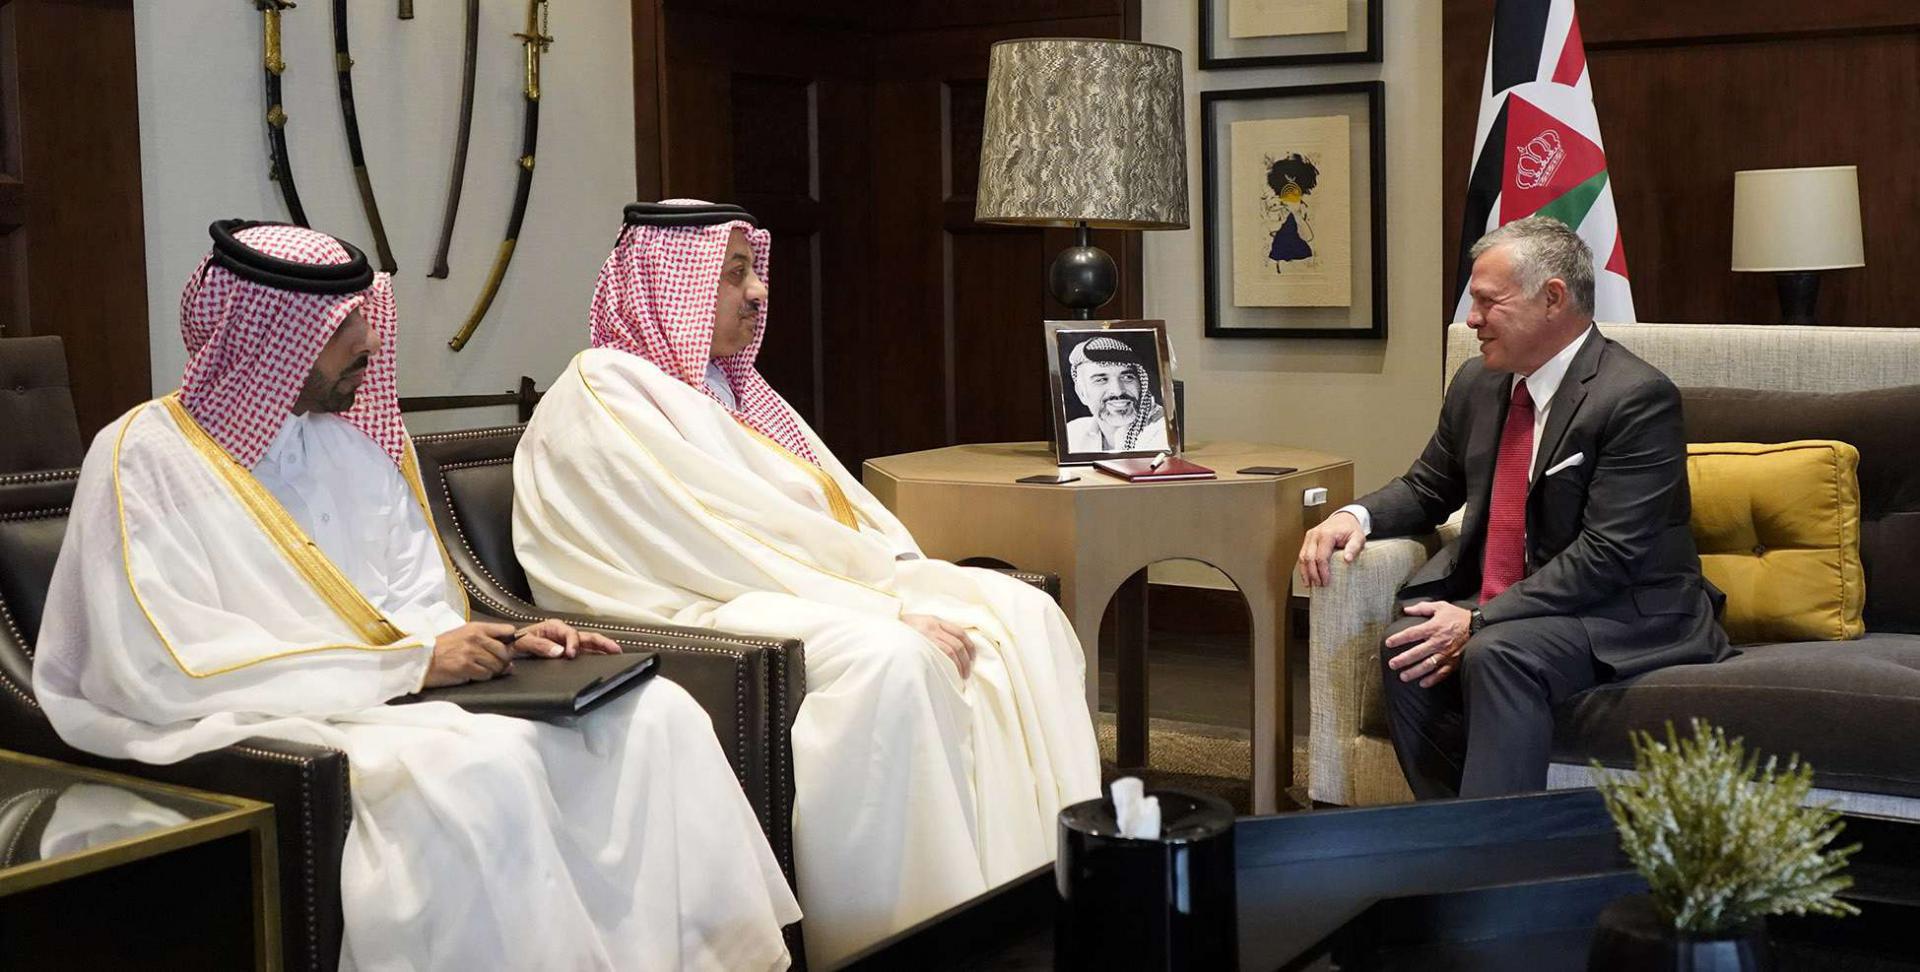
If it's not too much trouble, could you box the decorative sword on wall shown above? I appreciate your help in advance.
[428,0,480,280]
[333,0,399,272]
[252,0,309,227]
[449,0,551,351]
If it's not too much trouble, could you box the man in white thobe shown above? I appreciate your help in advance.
[31,221,800,971]
[512,200,1102,968]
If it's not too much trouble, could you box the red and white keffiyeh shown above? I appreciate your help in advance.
[177,224,407,469]
[588,199,820,464]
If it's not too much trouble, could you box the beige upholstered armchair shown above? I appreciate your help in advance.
[1307,322,1920,808]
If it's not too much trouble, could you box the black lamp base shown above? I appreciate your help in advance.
[1774,271,1820,325]
[1049,222,1117,320]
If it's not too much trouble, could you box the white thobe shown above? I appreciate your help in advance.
[514,349,1102,968]
[32,402,800,971]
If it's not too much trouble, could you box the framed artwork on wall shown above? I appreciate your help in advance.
[1202,81,1387,340]
[1199,0,1381,70]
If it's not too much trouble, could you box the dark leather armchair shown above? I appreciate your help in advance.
[0,446,818,970]
[0,469,352,971]
[411,425,1063,897]
[411,425,807,892]
[0,336,83,473]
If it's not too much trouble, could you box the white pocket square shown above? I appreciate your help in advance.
[1543,452,1586,477]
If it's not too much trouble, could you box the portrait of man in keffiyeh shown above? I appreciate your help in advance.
[1062,333,1170,454]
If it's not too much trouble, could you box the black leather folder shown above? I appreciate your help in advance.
[395,651,660,718]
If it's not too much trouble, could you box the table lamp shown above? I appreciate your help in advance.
[1731,165,1865,325]
[975,38,1189,319]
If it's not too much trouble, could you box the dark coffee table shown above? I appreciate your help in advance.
[843,789,1920,970]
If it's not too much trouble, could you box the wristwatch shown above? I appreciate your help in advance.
[1468,608,1486,636]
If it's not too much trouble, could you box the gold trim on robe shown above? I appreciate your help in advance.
[737,425,859,530]
[156,395,407,647]
[576,362,900,602]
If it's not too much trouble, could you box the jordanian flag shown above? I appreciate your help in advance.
[1454,0,1634,322]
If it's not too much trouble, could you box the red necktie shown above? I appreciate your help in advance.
[1479,379,1534,603]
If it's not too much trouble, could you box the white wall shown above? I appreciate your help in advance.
[1141,0,1444,588]
[134,0,637,432]
[1143,0,1443,493]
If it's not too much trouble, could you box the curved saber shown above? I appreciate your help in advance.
[428,0,480,279]
[255,0,309,227]
[450,0,550,351]
[333,0,398,273]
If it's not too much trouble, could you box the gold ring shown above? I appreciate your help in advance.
[1430,654,1444,667]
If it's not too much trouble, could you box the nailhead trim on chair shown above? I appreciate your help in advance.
[0,506,70,523]
[421,452,764,785]
[0,501,69,702]
[770,646,799,878]
[233,743,326,972]
[0,469,79,485]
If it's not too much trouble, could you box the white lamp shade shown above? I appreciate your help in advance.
[1730,165,1865,272]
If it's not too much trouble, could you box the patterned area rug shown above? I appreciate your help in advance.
[1095,714,1309,815]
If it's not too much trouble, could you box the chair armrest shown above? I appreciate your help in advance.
[136,737,350,972]
[0,684,347,971]
[1305,534,1440,806]
[993,568,1060,602]
[466,594,803,890]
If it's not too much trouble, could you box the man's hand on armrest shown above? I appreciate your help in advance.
[508,618,623,660]
[1298,508,1369,587]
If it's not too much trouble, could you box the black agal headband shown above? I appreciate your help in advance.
[622,202,758,228]
[207,219,375,294]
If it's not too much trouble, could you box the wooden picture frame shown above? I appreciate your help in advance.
[1202,81,1387,340]
[1199,0,1382,70]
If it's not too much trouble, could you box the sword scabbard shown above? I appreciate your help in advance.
[449,239,518,351]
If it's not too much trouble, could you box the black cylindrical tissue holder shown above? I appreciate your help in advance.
[1055,788,1238,971]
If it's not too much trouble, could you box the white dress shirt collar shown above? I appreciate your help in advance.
[1514,324,1595,408]
[704,361,738,412]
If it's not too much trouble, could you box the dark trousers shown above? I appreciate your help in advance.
[1379,600,1603,800]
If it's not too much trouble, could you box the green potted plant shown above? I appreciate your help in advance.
[1588,719,1859,971]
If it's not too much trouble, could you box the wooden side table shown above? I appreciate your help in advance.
[865,441,1353,814]
[0,749,280,970]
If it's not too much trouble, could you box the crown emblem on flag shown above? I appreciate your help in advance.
[1513,130,1565,190]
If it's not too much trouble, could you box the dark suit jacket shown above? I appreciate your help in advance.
[1355,329,1727,677]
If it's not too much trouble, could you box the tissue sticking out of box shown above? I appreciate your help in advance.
[1110,776,1163,839]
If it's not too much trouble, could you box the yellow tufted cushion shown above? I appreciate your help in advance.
[1688,441,1864,643]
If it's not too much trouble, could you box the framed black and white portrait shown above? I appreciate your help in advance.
[1044,321,1180,466]
[1202,81,1387,339]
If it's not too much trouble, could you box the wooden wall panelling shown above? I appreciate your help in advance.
[658,8,871,443]
[653,2,1142,465]
[1443,0,1920,326]
[5,0,149,436]
[632,0,664,200]
[871,13,1143,464]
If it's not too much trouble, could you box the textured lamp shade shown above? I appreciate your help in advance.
[975,38,1189,230]
[1731,166,1866,272]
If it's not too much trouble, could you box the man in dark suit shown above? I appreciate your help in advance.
[1297,215,1726,799]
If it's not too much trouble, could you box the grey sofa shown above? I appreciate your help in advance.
[1308,322,1920,817]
